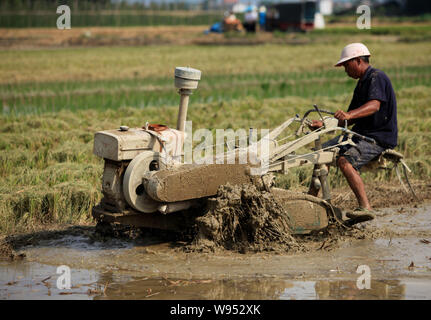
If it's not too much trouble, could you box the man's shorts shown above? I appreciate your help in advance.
[322,135,386,172]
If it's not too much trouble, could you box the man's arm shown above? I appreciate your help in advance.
[310,100,381,128]
[334,99,381,125]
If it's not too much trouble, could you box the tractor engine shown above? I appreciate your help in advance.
[93,126,185,213]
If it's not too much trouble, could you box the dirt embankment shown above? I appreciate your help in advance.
[0,26,229,49]
[0,25,405,49]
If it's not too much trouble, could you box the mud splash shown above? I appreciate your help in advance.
[188,182,380,254]
[191,183,302,253]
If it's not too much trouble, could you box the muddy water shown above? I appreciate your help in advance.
[1,203,431,300]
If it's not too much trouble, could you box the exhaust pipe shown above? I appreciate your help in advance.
[174,67,201,132]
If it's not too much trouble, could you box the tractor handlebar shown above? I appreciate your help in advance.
[300,105,377,145]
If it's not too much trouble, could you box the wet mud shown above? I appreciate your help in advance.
[331,180,431,210]
[0,239,21,261]
[1,181,431,299]
[191,183,301,253]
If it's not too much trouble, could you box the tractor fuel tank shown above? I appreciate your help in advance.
[94,127,185,162]
[93,128,157,161]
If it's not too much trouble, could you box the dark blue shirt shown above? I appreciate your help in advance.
[348,66,398,149]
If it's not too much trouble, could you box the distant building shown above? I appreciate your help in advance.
[319,0,333,15]
[404,0,431,15]
[266,1,317,32]
[332,0,431,16]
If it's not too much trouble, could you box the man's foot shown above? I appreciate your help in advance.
[346,207,375,223]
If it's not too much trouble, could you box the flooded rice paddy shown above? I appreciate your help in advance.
[1,203,431,300]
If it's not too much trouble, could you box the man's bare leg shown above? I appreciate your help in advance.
[308,181,319,197]
[337,156,371,210]
[308,164,332,197]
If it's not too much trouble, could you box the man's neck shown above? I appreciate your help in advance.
[359,65,371,80]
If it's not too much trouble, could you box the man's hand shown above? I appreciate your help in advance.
[310,120,323,128]
[334,110,352,122]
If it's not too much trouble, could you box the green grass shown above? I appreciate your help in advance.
[2,65,431,115]
[2,41,431,115]
[1,31,431,235]
[3,42,431,84]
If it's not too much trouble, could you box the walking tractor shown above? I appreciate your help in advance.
[92,67,416,235]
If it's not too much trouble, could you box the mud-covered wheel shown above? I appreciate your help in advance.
[123,151,166,213]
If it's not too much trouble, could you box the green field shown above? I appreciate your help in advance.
[0,1,222,28]
[0,11,222,28]
[1,29,431,235]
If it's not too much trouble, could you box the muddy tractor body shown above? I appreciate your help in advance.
[92,68,415,235]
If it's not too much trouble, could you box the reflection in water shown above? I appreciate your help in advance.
[95,277,291,300]
[0,261,97,300]
[0,260,423,300]
[314,280,405,300]
[92,276,408,300]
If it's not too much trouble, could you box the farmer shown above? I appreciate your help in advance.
[310,43,398,221]
[223,11,243,32]
[244,6,258,33]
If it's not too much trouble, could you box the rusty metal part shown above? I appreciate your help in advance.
[147,124,168,132]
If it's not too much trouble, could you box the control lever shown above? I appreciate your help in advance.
[313,104,325,125]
